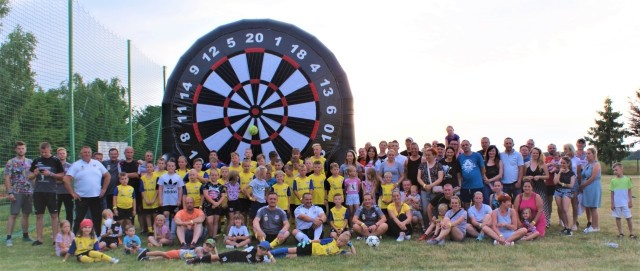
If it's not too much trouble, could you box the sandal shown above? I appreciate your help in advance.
[630,234,637,239]
[618,234,625,238]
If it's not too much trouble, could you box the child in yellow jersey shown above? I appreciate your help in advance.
[156,158,168,176]
[113,173,136,224]
[329,194,349,239]
[176,156,190,179]
[227,152,242,173]
[378,172,396,216]
[64,219,120,263]
[238,158,254,219]
[190,158,208,183]
[292,166,313,207]
[140,162,160,233]
[243,148,258,173]
[273,159,284,178]
[310,143,326,175]
[270,230,355,258]
[271,170,291,214]
[310,161,327,212]
[325,163,344,211]
[183,169,203,208]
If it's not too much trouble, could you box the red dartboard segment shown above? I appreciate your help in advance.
[163,19,354,166]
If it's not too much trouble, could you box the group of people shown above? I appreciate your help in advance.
[3,126,635,264]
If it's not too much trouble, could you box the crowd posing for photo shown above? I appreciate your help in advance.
[3,125,635,265]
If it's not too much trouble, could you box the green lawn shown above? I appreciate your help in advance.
[1,176,639,270]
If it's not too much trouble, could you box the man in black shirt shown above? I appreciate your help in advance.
[28,142,64,245]
[426,184,454,225]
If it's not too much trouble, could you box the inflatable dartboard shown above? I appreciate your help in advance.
[162,19,355,165]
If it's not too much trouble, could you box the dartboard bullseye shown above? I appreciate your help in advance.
[163,19,354,165]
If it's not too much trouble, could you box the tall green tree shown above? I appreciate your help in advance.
[0,22,38,157]
[627,89,640,146]
[586,97,631,167]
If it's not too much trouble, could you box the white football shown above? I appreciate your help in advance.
[366,236,380,247]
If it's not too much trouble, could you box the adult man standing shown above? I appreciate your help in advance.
[28,142,64,246]
[477,137,491,156]
[253,192,290,248]
[102,148,121,211]
[293,193,326,242]
[4,141,33,246]
[174,196,205,249]
[500,137,524,199]
[55,147,73,225]
[457,140,486,209]
[64,146,110,234]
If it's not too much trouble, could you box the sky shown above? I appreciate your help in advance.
[75,0,640,152]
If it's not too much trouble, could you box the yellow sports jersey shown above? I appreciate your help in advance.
[378,183,395,209]
[115,184,135,209]
[310,174,326,205]
[195,171,206,183]
[329,206,348,230]
[141,172,159,209]
[184,181,203,207]
[271,182,290,210]
[326,175,345,200]
[176,168,189,179]
[311,239,344,256]
[310,156,326,175]
[71,236,99,255]
[238,171,254,199]
[292,176,312,205]
[228,164,242,173]
[284,174,296,206]
[249,160,257,173]
[156,170,168,176]
[387,202,411,217]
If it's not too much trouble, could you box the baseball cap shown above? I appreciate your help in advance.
[406,137,413,142]
[258,241,271,250]
[205,238,216,247]
[80,218,93,229]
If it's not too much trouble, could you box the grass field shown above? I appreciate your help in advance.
[1,175,640,271]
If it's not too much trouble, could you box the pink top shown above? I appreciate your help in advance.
[154,224,172,240]
[518,193,546,237]
[55,232,74,256]
[344,177,361,195]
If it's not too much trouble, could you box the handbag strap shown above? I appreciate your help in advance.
[426,162,433,184]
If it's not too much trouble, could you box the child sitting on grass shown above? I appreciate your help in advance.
[123,224,145,255]
[519,208,540,241]
[419,203,448,241]
[148,214,173,247]
[55,220,74,257]
[225,214,251,249]
[98,209,121,251]
[64,219,119,264]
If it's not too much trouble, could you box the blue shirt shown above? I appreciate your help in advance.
[457,152,484,189]
[500,151,523,184]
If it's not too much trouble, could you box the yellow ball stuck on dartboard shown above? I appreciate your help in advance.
[248,125,258,135]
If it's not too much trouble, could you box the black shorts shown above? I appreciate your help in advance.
[265,233,279,242]
[205,206,224,216]
[238,198,251,213]
[116,207,134,222]
[250,201,267,219]
[227,200,240,213]
[162,205,178,215]
[33,192,58,215]
[140,207,160,215]
[101,236,119,247]
[460,188,483,205]
[219,250,262,264]
[296,242,313,256]
[290,204,298,214]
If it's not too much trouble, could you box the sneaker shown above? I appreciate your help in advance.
[356,236,362,241]
[405,235,411,240]
[493,240,499,245]
[585,222,592,229]
[190,242,197,249]
[560,228,567,234]
[590,228,600,232]
[426,238,438,245]
[32,240,43,246]
[437,239,445,245]
[396,233,405,242]
[225,245,235,249]
[6,239,13,247]
[180,243,188,249]
[22,236,34,242]
[140,256,149,261]
[137,248,148,261]
[476,233,485,241]
[418,234,428,241]
[565,229,573,236]
[583,226,594,234]
[110,258,119,264]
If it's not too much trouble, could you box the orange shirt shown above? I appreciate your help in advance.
[175,208,204,221]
